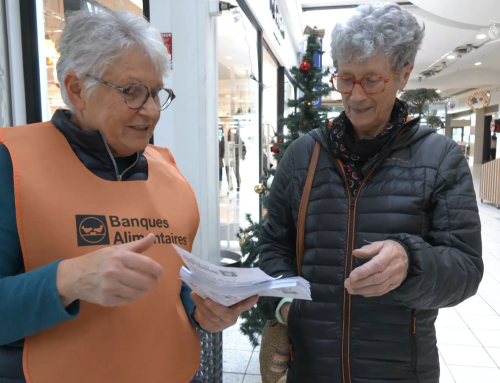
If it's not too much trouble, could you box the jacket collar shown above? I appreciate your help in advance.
[311,110,432,153]
[52,109,113,164]
[51,109,146,181]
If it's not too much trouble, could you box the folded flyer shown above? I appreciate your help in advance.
[174,245,312,306]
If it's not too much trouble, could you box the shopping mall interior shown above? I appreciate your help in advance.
[1,0,500,382]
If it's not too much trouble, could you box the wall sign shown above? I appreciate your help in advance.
[161,33,173,69]
[270,0,285,39]
[468,91,489,111]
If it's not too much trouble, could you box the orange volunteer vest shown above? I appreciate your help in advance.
[0,122,201,383]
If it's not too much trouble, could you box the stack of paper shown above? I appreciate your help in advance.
[174,245,312,307]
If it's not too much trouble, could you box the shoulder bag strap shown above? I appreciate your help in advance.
[296,141,321,276]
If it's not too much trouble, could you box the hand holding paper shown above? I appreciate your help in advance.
[174,245,312,307]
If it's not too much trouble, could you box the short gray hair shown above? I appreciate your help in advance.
[330,2,424,72]
[56,8,169,110]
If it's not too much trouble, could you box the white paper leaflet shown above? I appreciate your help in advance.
[174,245,312,306]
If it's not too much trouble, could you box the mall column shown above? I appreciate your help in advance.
[149,1,222,381]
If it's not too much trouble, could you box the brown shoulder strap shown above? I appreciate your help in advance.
[296,141,321,276]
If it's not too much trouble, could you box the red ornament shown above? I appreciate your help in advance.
[271,145,280,154]
[300,61,311,72]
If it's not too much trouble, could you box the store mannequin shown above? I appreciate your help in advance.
[219,124,246,194]
[218,128,225,190]
[227,128,246,192]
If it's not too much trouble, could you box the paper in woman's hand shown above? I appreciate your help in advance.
[174,245,312,307]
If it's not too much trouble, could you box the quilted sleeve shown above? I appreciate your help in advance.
[391,142,483,309]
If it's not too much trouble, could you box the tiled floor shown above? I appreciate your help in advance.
[222,321,261,383]
[222,164,500,382]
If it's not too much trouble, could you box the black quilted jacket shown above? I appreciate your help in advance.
[258,118,483,383]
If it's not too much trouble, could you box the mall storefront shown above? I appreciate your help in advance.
[216,1,298,253]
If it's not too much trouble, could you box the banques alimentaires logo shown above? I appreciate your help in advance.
[75,215,187,247]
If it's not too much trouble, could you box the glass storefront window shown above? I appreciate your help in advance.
[284,76,295,119]
[262,48,278,176]
[218,7,260,252]
[452,126,471,159]
[282,75,296,142]
[41,0,144,118]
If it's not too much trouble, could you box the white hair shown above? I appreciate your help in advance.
[330,2,424,72]
[56,8,169,110]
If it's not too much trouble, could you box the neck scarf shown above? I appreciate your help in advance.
[326,99,410,196]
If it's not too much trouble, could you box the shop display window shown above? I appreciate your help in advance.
[41,0,145,118]
[217,6,260,252]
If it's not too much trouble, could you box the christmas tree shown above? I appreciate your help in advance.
[236,28,333,347]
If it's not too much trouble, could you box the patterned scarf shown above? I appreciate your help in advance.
[326,99,410,196]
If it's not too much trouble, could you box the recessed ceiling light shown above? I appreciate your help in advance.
[475,62,482,65]
[447,55,456,60]
[436,90,441,93]
[226,95,231,98]
[477,34,487,39]
[226,56,232,60]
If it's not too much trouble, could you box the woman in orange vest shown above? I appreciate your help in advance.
[0,8,257,383]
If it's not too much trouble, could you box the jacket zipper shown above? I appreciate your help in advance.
[411,309,417,374]
[97,130,139,181]
[328,121,412,382]
[336,159,352,383]
[335,158,377,383]
[119,154,140,180]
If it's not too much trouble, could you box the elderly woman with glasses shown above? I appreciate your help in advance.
[0,9,256,383]
[258,3,482,383]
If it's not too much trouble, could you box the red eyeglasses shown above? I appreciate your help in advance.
[329,70,400,95]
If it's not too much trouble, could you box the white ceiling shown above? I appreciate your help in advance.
[300,0,500,98]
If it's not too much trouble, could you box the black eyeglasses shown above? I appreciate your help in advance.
[86,74,175,111]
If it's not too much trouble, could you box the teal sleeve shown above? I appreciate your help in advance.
[180,282,199,328]
[276,298,294,324]
[0,144,79,346]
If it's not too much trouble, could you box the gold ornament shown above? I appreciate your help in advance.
[239,237,246,247]
[254,184,265,194]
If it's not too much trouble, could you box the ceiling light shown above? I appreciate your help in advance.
[436,90,441,93]
[239,99,243,102]
[226,95,231,98]
[226,56,232,60]
[233,97,237,100]
[475,62,482,65]
[447,55,456,60]
[477,34,487,39]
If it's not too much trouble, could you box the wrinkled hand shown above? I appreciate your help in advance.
[57,234,163,307]
[191,293,259,332]
[344,240,408,297]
